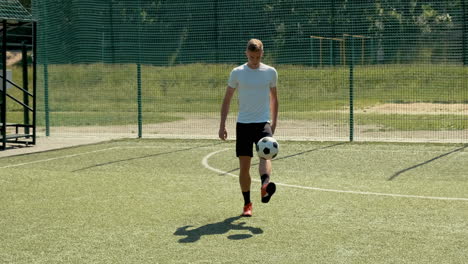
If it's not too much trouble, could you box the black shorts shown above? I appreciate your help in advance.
[236,122,273,157]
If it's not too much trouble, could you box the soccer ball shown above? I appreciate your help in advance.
[256,137,279,160]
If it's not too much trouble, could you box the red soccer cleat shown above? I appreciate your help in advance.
[261,182,276,203]
[241,202,252,217]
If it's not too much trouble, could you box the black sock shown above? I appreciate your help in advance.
[242,191,251,206]
[261,174,270,185]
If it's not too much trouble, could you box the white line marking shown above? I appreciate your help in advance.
[0,145,212,169]
[202,148,234,175]
[0,147,119,169]
[320,148,467,155]
[202,148,468,201]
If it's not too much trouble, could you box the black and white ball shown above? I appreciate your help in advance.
[256,137,279,160]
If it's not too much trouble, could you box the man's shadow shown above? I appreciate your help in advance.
[174,216,263,243]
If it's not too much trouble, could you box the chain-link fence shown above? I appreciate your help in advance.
[27,0,467,142]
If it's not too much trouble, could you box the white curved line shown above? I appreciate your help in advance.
[202,148,468,202]
[201,148,234,176]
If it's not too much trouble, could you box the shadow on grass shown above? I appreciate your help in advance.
[388,144,468,181]
[72,142,223,172]
[174,216,263,243]
[223,142,347,175]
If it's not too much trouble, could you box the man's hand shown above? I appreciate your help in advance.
[219,126,228,140]
[219,86,235,141]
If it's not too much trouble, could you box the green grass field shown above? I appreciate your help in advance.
[1,139,467,263]
[4,63,468,132]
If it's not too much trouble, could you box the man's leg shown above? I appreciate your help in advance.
[239,156,252,216]
[259,158,276,203]
[257,123,276,203]
[239,156,252,192]
[259,158,271,179]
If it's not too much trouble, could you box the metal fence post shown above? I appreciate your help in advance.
[137,63,142,138]
[463,0,467,66]
[137,0,142,138]
[349,36,355,142]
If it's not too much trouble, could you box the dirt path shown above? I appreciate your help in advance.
[6,52,23,66]
[357,103,468,115]
[2,103,466,157]
[45,108,466,143]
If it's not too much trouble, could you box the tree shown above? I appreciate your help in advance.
[18,0,31,10]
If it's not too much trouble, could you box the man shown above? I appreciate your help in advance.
[219,39,279,217]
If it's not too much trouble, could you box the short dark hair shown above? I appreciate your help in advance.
[246,39,263,52]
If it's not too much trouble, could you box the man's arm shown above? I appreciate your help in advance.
[219,86,236,140]
[270,87,278,134]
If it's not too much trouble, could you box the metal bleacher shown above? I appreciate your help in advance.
[1,1,36,150]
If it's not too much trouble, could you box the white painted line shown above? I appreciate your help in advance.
[202,148,235,175]
[0,145,213,169]
[0,147,119,169]
[202,148,468,201]
[320,148,467,155]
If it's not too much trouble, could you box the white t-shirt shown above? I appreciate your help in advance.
[228,63,277,123]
